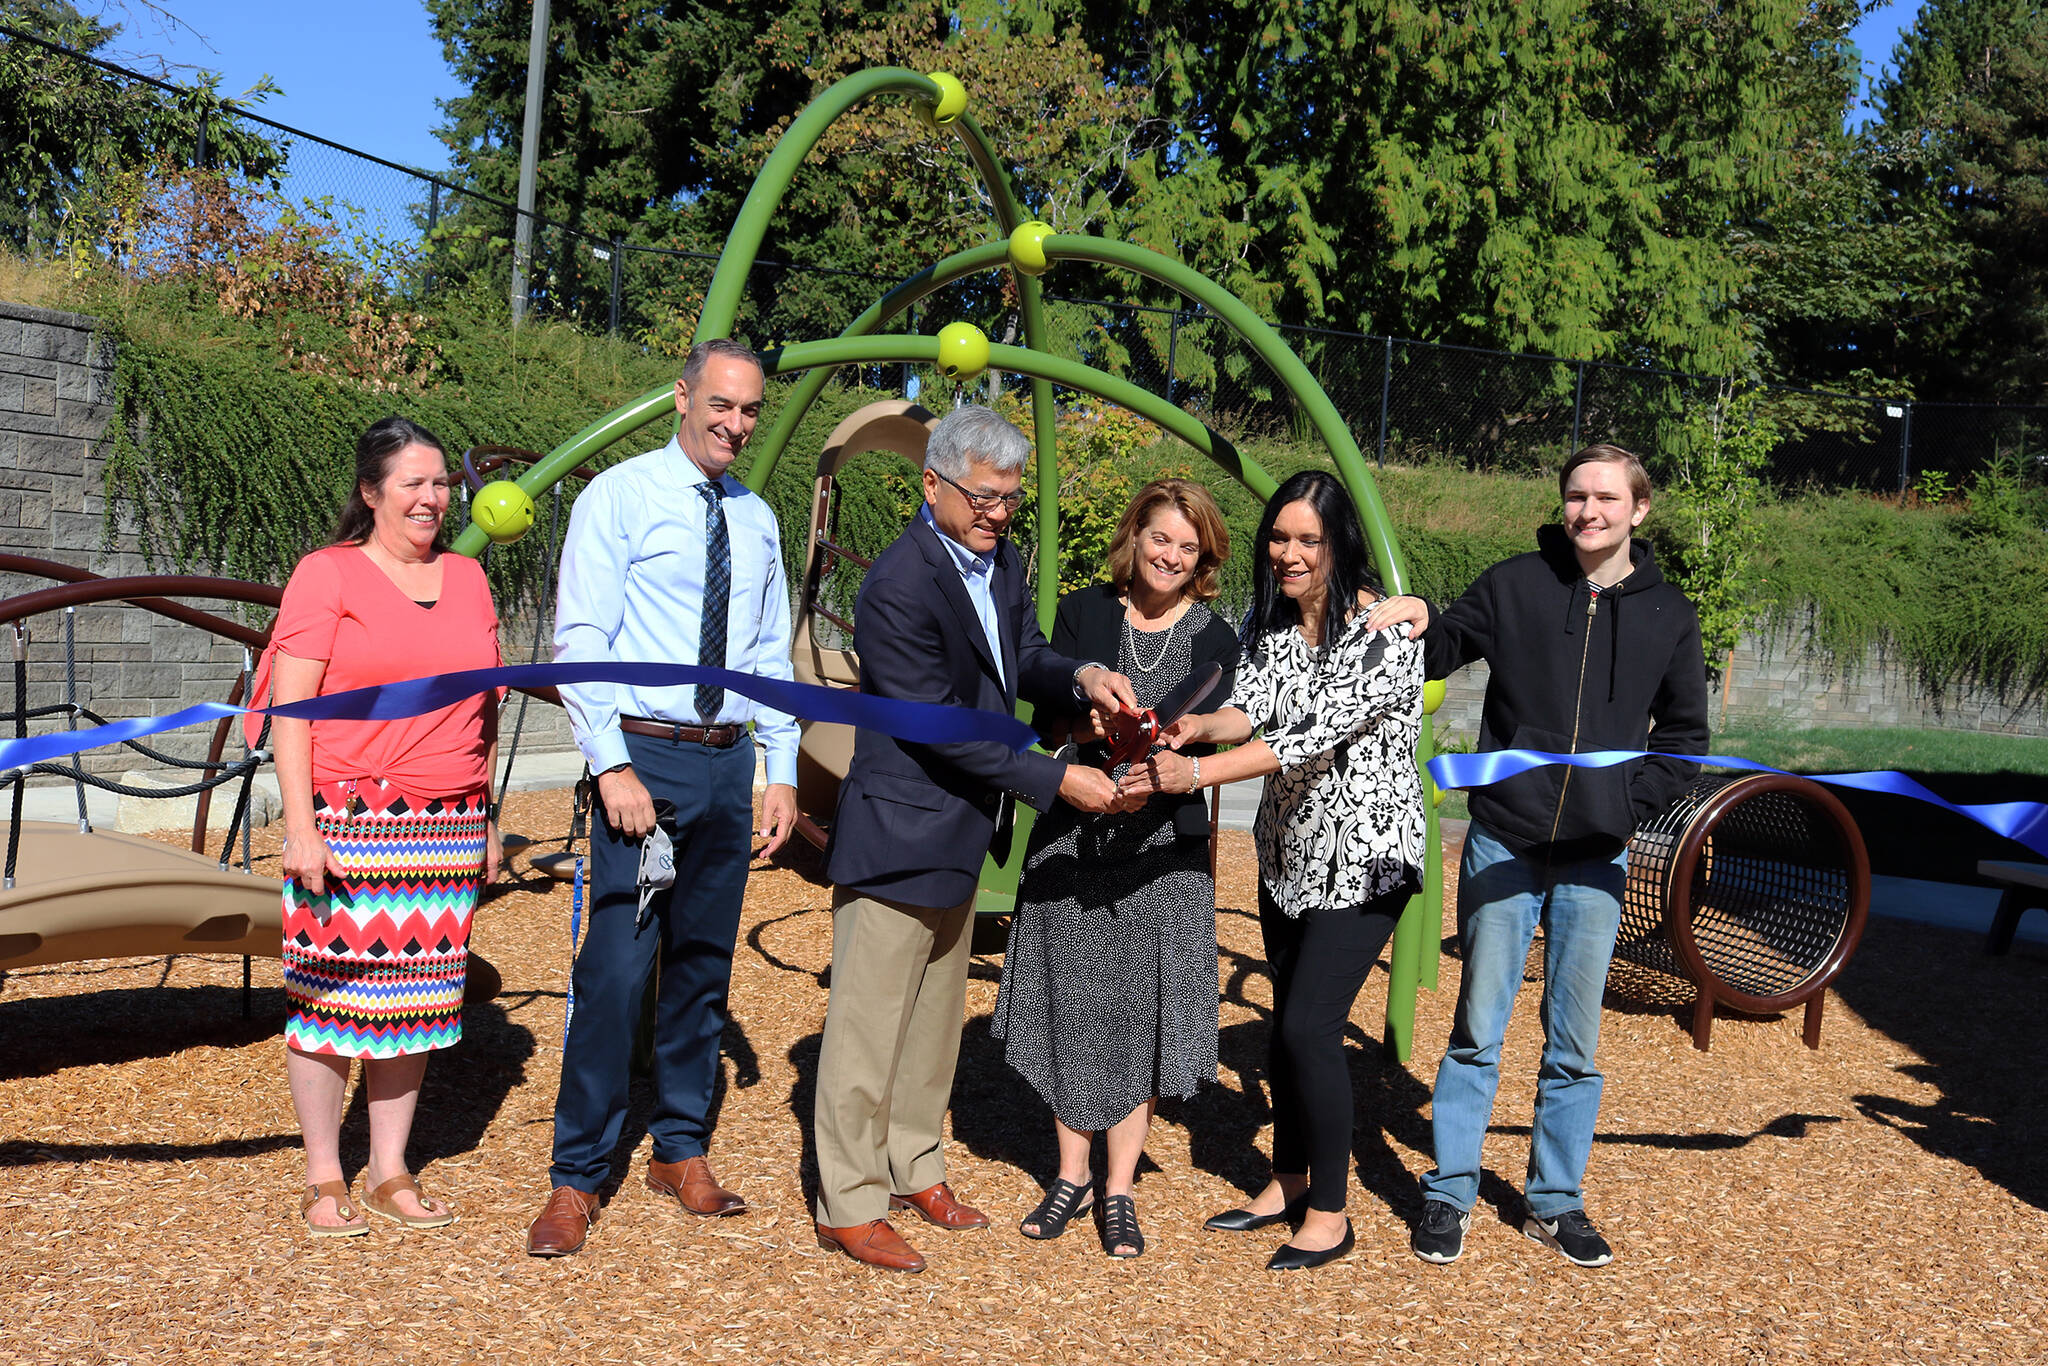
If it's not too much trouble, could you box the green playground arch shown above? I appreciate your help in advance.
[449,68,1447,1059]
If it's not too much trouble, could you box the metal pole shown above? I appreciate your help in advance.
[1376,336,1393,467]
[609,236,623,336]
[1166,308,1181,407]
[423,182,440,296]
[509,0,552,325]
[1898,405,1910,491]
[1571,360,1586,451]
[903,306,917,396]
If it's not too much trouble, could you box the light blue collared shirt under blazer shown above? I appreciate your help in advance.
[553,435,799,784]
[918,503,1005,687]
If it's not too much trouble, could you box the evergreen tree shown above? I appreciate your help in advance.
[1876,0,2048,401]
[1735,0,1975,391]
[1067,0,1830,375]
[424,0,926,334]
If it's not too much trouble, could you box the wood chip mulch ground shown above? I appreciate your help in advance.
[2,788,2044,1364]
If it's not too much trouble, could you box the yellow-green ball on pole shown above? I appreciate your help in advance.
[916,71,968,131]
[471,480,537,544]
[935,321,990,384]
[1007,220,1056,277]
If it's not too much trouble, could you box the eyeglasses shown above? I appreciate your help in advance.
[933,468,1026,514]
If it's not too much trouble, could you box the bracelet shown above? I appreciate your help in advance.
[1188,755,1201,793]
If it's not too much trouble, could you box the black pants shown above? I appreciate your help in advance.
[1260,885,1405,1213]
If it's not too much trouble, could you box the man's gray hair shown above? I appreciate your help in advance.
[680,337,762,391]
[924,405,1030,480]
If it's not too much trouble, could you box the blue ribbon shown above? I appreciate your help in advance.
[0,661,1039,775]
[1428,749,2048,861]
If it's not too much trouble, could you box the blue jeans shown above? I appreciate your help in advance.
[1419,819,1627,1218]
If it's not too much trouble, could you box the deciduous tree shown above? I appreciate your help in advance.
[1,0,280,250]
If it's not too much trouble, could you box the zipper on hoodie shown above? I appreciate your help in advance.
[1546,585,1599,846]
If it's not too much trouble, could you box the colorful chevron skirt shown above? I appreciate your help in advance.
[281,782,486,1059]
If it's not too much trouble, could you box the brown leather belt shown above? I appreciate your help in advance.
[619,716,742,748]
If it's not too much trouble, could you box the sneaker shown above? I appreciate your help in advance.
[1522,1207,1614,1267]
[1410,1201,1472,1264]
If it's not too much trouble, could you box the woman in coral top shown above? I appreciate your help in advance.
[269,416,502,1237]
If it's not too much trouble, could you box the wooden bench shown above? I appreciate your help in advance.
[1979,860,2048,955]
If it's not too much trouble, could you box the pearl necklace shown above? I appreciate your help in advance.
[1123,605,1183,674]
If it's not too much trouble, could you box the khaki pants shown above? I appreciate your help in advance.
[811,887,974,1228]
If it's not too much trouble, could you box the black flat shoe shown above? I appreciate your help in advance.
[1204,1192,1309,1232]
[1266,1218,1354,1271]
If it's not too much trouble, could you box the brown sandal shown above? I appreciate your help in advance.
[363,1174,457,1229]
[301,1180,368,1238]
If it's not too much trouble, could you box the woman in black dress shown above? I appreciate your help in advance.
[1121,470,1427,1271]
[993,478,1237,1258]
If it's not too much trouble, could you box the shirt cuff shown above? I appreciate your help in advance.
[582,729,631,775]
[763,744,797,789]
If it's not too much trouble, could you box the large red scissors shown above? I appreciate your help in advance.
[1099,661,1225,769]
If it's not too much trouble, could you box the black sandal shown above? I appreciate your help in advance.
[1019,1176,1095,1240]
[1098,1193,1144,1258]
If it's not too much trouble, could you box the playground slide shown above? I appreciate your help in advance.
[0,821,503,1001]
[0,821,288,970]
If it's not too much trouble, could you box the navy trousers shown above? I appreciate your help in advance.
[548,732,755,1191]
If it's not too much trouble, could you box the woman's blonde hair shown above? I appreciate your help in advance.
[1106,478,1231,604]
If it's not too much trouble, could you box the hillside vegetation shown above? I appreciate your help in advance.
[9,258,2046,708]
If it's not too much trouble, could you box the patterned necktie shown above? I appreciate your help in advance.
[696,481,730,722]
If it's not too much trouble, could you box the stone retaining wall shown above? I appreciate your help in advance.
[1432,633,2045,742]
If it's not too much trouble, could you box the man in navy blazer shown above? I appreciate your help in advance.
[812,404,1137,1272]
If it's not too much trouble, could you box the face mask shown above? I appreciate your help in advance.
[636,801,678,927]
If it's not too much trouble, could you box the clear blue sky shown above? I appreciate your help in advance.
[1847,0,1920,126]
[96,0,463,172]
[86,0,1919,165]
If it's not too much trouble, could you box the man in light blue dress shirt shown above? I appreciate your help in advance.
[527,338,799,1256]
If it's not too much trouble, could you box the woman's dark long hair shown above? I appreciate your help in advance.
[1243,470,1383,648]
[333,416,449,547]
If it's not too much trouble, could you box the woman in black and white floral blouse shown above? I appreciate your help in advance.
[1121,469,1426,1272]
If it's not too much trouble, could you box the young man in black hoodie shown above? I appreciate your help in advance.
[1372,444,1708,1268]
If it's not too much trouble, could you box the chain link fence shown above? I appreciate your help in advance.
[13,27,2047,494]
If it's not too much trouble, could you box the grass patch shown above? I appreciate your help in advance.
[1431,721,2048,836]
[1708,722,2048,778]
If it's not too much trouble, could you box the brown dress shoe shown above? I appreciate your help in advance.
[815,1218,927,1272]
[889,1181,990,1230]
[526,1186,600,1257]
[645,1156,747,1217]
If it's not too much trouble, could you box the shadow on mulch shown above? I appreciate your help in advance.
[0,978,280,1083]
[0,983,540,1178]
[1831,922,2048,1210]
